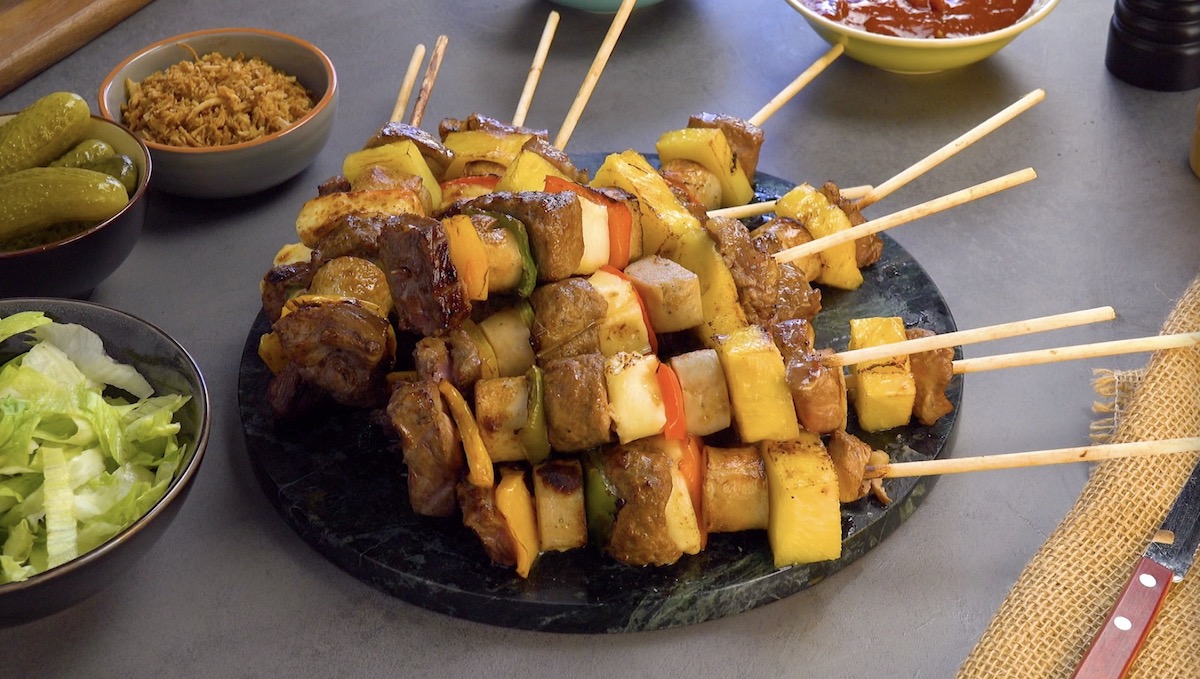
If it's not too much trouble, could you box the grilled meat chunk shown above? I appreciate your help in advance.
[414,336,452,384]
[437,113,548,141]
[460,191,584,282]
[378,213,471,336]
[752,216,822,283]
[818,181,883,269]
[363,121,454,177]
[271,299,395,408]
[707,216,820,325]
[543,353,613,452]
[906,327,955,425]
[530,278,608,360]
[599,438,682,566]
[521,136,589,184]
[317,174,351,196]
[261,261,314,322]
[827,430,873,503]
[388,379,464,517]
[265,361,332,420]
[456,480,517,567]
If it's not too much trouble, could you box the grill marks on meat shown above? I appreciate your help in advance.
[543,354,613,452]
[530,278,608,361]
[388,379,464,517]
[906,327,955,425]
[379,214,471,336]
[271,299,395,408]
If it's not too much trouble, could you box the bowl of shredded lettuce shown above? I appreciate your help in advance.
[0,299,208,625]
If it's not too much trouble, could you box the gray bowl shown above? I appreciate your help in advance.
[0,298,210,626]
[0,114,150,299]
[98,27,338,198]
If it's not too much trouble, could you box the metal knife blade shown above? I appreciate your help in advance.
[1072,451,1200,679]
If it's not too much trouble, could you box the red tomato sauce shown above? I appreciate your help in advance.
[803,0,1037,39]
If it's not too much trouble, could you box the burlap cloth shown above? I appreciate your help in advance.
[956,273,1200,679]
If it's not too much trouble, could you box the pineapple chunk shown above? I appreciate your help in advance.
[605,352,666,444]
[656,127,755,208]
[622,255,703,333]
[669,229,748,347]
[715,326,800,442]
[495,465,539,578]
[295,189,425,247]
[591,150,701,256]
[342,140,442,210]
[474,376,530,463]
[588,268,653,356]
[848,317,916,432]
[669,349,731,436]
[496,147,574,193]
[533,459,588,552]
[441,130,533,179]
[775,183,862,290]
[760,435,842,567]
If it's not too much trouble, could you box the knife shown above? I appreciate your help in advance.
[1072,454,1200,679]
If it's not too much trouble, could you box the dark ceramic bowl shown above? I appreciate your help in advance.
[0,298,209,626]
[0,114,151,299]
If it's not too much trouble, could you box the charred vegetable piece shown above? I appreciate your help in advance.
[532,459,587,553]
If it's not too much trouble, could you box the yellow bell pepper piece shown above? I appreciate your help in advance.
[438,380,494,488]
[495,465,540,578]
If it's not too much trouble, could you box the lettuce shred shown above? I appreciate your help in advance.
[0,312,190,583]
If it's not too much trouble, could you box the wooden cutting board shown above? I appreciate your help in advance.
[0,0,155,99]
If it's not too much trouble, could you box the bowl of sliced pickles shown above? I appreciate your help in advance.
[0,91,151,298]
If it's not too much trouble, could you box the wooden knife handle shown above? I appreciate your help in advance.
[1072,556,1174,679]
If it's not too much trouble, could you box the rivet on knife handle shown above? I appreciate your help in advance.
[1071,556,1174,679]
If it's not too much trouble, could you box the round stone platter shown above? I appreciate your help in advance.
[237,158,963,633]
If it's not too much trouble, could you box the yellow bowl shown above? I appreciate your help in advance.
[785,0,1060,74]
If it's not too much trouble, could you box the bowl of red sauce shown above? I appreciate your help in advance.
[785,0,1060,74]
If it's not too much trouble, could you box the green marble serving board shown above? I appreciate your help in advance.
[237,157,962,633]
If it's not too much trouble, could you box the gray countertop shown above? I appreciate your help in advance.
[4,0,1199,676]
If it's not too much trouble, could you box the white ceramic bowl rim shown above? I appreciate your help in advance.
[0,114,151,258]
[98,27,338,156]
[786,0,1060,48]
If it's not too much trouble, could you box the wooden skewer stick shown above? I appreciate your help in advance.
[865,437,1200,480]
[950,332,1200,374]
[554,0,638,150]
[855,89,1045,209]
[513,11,560,127]
[410,34,449,128]
[829,306,1117,368]
[773,167,1038,265]
[843,332,1198,394]
[707,184,873,220]
[748,43,845,127]
[390,44,427,123]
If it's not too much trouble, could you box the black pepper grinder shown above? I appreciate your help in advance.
[1105,0,1200,91]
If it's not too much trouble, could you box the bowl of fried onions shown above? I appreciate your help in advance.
[99,27,338,198]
